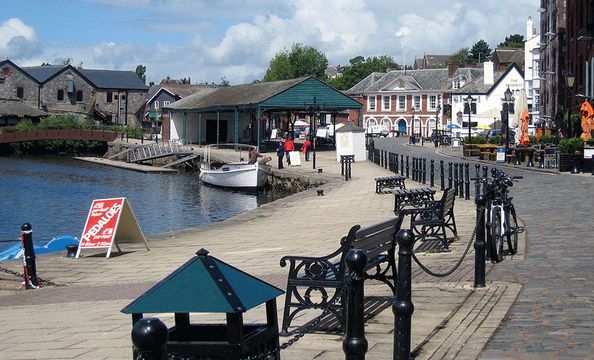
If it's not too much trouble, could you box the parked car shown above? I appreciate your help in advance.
[485,129,516,142]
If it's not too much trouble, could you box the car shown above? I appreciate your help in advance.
[485,129,516,142]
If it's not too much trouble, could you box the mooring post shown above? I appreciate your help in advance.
[395,153,399,174]
[448,162,453,189]
[131,317,168,360]
[482,166,488,193]
[453,163,459,196]
[422,158,427,184]
[343,249,368,360]
[430,159,435,188]
[464,163,470,200]
[393,229,415,360]
[406,156,409,178]
[458,163,464,198]
[527,149,535,167]
[474,194,487,288]
[20,223,38,289]
[440,160,445,190]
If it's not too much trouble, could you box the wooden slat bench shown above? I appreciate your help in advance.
[279,215,404,334]
[393,187,436,214]
[375,175,406,193]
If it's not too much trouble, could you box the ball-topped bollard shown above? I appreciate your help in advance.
[20,223,38,289]
[131,317,168,360]
[343,248,368,359]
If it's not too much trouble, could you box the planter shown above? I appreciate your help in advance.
[558,153,575,172]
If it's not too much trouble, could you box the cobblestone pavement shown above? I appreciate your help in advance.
[0,147,524,359]
[374,137,594,358]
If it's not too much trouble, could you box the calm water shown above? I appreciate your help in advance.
[0,157,282,251]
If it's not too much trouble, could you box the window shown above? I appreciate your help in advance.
[368,96,376,111]
[76,90,83,102]
[16,87,24,99]
[413,96,421,110]
[382,96,391,111]
[154,101,160,110]
[453,80,461,89]
[121,95,126,100]
[464,101,477,114]
[57,89,64,101]
[163,100,170,107]
[114,94,118,100]
[107,92,113,103]
[428,95,437,110]
[397,95,406,111]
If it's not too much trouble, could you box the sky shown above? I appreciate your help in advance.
[0,0,539,85]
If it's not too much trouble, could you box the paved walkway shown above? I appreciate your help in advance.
[0,148,525,359]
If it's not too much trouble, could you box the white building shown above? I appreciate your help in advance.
[524,16,541,126]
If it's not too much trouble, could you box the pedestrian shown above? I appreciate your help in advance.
[301,138,312,161]
[284,136,295,166]
[248,148,262,164]
[276,141,285,169]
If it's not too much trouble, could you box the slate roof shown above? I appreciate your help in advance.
[347,72,387,95]
[168,77,307,111]
[493,48,524,65]
[21,65,64,83]
[148,84,219,101]
[424,54,451,68]
[450,64,523,95]
[0,98,48,117]
[335,121,365,133]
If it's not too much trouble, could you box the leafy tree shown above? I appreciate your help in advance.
[498,34,525,48]
[450,48,469,67]
[180,77,190,84]
[468,39,492,64]
[135,64,147,83]
[263,43,328,82]
[219,76,230,87]
[327,55,400,90]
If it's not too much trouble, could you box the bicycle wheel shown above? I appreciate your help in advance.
[490,207,504,263]
[506,204,519,255]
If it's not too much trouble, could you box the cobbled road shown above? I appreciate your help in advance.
[374,137,593,359]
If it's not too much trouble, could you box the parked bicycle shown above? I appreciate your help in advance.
[484,169,523,262]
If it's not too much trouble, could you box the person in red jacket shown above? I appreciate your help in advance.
[284,137,295,165]
[301,138,312,161]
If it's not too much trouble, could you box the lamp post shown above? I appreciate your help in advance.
[434,105,441,147]
[411,107,417,145]
[306,97,321,170]
[464,95,474,143]
[565,71,576,138]
[502,87,514,155]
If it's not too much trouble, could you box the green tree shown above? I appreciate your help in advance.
[263,43,328,82]
[468,39,492,64]
[327,55,400,90]
[135,64,147,83]
[498,34,525,48]
[450,47,469,67]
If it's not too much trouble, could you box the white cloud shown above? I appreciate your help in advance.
[0,18,41,59]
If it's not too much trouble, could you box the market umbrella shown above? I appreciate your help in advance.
[579,100,593,141]
[475,124,491,130]
[447,123,461,129]
[512,89,528,144]
[294,120,309,127]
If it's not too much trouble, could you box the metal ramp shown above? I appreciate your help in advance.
[127,141,192,163]
[161,153,200,168]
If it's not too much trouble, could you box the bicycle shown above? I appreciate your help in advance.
[484,169,523,263]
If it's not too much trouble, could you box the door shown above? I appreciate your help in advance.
[206,119,228,143]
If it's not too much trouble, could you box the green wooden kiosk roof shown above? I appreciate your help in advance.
[167,76,362,113]
[121,249,284,314]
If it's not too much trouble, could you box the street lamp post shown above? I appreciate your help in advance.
[502,87,514,156]
[411,107,416,145]
[565,71,576,138]
[434,105,441,147]
[464,95,474,144]
[306,97,321,170]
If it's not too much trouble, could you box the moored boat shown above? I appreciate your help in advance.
[199,144,271,189]
[0,235,79,262]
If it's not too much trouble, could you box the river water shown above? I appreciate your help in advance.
[0,156,283,251]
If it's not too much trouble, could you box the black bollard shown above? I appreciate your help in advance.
[343,249,368,360]
[592,155,594,176]
[474,194,487,288]
[539,152,545,168]
[395,153,400,174]
[448,162,453,189]
[422,158,427,184]
[571,156,580,174]
[440,160,445,191]
[453,163,459,196]
[20,223,38,289]
[400,155,404,175]
[430,159,435,187]
[406,156,409,178]
[514,149,521,165]
[458,163,464,198]
[393,229,415,360]
[385,151,389,170]
[527,149,535,167]
[341,156,345,176]
[482,166,489,193]
[131,317,168,360]
[465,163,470,200]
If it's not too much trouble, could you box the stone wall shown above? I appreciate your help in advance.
[0,63,39,104]
[41,69,95,115]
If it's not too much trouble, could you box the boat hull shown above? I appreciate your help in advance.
[199,163,270,189]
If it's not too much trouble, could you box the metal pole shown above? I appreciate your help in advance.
[454,163,459,196]
[401,155,404,175]
[216,111,220,145]
[430,159,435,187]
[465,163,470,200]
[527,149,535,167]
[406,156,409,178]
[20,223,38,289]
[395,153,399,174]
[440,160,445,190]
[393,229,415,360]
[448,162,453,189]
[343,249,368,360]
[474,194,486,288]
[458,163,464,198]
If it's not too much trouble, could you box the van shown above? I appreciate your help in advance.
[367,125,389,137]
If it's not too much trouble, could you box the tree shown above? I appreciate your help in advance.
[326,55,400,90]
[263,43,328,82]
[468,39,492,64]
[450,48,469,67]
[219,76,230,87]
[135,64,146,83]
[498,34,525,49]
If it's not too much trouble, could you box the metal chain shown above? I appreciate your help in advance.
[410,206,483,278]
[239,272,354,360]
[0,266,62,287]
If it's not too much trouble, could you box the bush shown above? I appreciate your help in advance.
[559,137,585,154]
[489,135,501,145]
[528,135,538,145]
[464,135,487,144]
[586,138,594,146]
[540,135,554,144]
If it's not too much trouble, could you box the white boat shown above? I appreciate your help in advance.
[199,144,271,189]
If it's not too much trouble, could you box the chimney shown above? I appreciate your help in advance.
[526,16,533,39]
[483,61,494,85]
[447,61,457,77]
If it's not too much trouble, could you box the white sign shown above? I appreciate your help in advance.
[289,151,301,166]
[584,148,594,159]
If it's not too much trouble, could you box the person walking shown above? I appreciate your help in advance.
[276,141,285,169]
[301,138,312,161]
[284,136,295,166]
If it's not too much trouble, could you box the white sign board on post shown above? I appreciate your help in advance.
[76,197,149,258]
[289,151,301,166]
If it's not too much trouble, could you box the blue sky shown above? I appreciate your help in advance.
[0,0,539,85]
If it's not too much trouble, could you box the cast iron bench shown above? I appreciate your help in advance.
[279,214,404,335]
[393,187,436,214]
[405,188,458,250]
[375,175,406,193]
